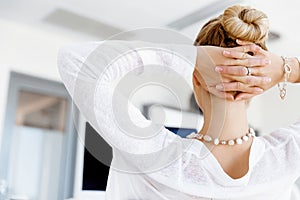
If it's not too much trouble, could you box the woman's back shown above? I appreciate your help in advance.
[58,40,300,199]
[57,5,300,200]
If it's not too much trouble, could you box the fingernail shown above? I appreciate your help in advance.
[256,88,264,93]
[236,97,243,101]
[265,77,272,82]
[264,59,271,65]
[216,85,223,90]
[215,66,223,72]
[223,50,230,55]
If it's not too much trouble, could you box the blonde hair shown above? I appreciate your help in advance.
[194,5,269,50]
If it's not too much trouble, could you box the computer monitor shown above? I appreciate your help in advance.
[72,116,107,200]
[72,108,202,200]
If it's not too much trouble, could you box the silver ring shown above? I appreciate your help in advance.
[246,66,252,76]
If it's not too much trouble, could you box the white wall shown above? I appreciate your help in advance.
[247,85,300,135]
[0,18,96,148]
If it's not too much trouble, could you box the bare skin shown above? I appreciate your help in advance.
[193,70,252,179]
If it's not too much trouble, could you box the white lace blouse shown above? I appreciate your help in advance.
[57,41,300,200]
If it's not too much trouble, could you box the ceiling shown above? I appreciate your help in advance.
[1,0,300,54]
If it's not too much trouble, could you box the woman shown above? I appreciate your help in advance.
[58,5,300,200]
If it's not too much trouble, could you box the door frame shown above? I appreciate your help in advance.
[0,71,77,200]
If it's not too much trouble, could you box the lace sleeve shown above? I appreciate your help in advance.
[57,40,197,156]
[262,120,300,178]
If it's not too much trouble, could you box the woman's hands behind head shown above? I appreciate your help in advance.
[196,43,271,100]
[197,41,286,101]
[213,40,284,100]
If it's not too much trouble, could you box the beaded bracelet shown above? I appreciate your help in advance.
[278,56,292,100]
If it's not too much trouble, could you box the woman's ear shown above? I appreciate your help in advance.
[192,70,201,87]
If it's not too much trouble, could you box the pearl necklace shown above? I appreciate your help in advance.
[186,128,255,146]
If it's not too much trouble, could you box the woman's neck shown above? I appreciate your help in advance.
[199,97,249,140]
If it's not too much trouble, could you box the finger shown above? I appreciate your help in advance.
[224,57,271,67]
[236,39,254,46]
[215,82,264,93]
[216,66,263,76]
[216,66,248,76]
[230,75,271,86]
[247,58,271,67]
[208,86,235,100]
[223,44,262,59]
[235,93,259,101]
[223,50,252,59]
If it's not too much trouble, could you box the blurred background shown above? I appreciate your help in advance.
[0,0,300,199]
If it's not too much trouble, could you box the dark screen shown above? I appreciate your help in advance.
[82,122,111,190]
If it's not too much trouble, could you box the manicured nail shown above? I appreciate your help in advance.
[216,84,223,90]
[256,46,262,51]
[265,77,272,82]
[223,50,230,55]
[235,97,243,101]
[264,59,271,65]
[255,88,264,93]
[215,66,223,72]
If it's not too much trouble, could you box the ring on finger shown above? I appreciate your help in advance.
[245,66,252,76]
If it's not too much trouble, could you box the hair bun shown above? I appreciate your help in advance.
[222,5,269,43]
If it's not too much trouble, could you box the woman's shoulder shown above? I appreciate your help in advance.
[256,121,300,178]
[259,120,300,150]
